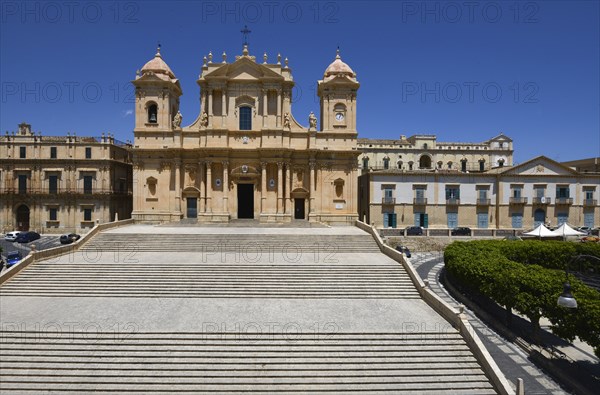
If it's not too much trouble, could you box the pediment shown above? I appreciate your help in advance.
[203,58,283,81]
[500,156,579,176]
[488,133,513,142]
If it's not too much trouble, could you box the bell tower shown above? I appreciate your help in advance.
[317,49,360,132]
[132,46,182,135]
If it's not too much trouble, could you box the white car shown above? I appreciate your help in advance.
[4,231,22,242]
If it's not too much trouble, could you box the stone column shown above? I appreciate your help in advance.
[174,159,181,214]
[221,88,227,128]
[309,160,316,213]
[261,162,267,214]
[205,161,212,213]
[277,162,283,214]
[222,160,229,214]
[276,89,282,128]
[207,89,213,128]
[262,89,268,128]
[284,163,290,214]
[198,161,204,213]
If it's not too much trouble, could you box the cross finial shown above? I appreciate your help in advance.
[241,25,251,47]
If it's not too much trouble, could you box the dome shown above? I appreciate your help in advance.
[324,49,356,78]
[141,46,176,78]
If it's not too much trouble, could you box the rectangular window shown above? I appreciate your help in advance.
[477,213,489,228]
[19,146,26,158]
[85,147,92,159]
[512,213,523,228]
[50,147,57,159]
[585,190,594,200]
[556,186,570,198]
[18,175,27,193]
[239,106,252,130]
[83,175,93,194]
[478,189,488,200]
[447,212,458,228]
[84,208,92,221]
[479,161,485,171]
[49,208,57,221]
[445,187,460,200]
[49,175,58,194]
[513,188,522,198]
[534,187,545,198]
[461,161,467,172]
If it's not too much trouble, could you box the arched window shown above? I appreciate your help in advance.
[479,160,485,172]
[447,161,453,169]
[383,157,390,169]
[147,103,158,124]
[498,158,505,167]
[419,155,431,169]
[408,162,413,171]
[362,157,369,169]
[437,161,443,169]
[397,161,403,169]
[239,106,252,130]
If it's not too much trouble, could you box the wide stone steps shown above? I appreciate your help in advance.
[0,332,496,394]
[80,234,381,253]
[0,263,419,298]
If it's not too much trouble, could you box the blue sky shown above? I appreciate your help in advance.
[1,0,598,163]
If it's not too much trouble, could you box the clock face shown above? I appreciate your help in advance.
[335,112,344,121]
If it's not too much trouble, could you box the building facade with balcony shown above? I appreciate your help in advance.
[358,156,599,232]
[0,123,133,233]
[358,133,513,172]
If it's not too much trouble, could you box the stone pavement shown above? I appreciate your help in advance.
[410,251,572,395]
[0,224,499,394]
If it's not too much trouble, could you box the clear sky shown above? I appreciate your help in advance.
[1,0,599,163]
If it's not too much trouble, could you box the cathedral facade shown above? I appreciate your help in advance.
[131,45,360,224]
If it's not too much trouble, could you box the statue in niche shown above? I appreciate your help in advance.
[308,111,317,130]
[283,112,291,129]
[172,111,183,128]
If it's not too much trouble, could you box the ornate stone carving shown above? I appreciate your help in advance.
[172,111,182,129]
[283,112,291,129]
[308,112,317,130]
[200,112,208,128]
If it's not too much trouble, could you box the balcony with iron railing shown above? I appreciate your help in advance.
[413,197,428,205]
[583,199,597,207]
[382,197,396,205]
[446,198,460,205]
[555,197,573,205]
[476,198,491,206]
[532,197,551,205]
[0,187,132,196]
[509,197,528,204]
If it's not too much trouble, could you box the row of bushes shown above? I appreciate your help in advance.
[444,240,600,357]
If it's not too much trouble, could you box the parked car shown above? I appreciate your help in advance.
[451,227,472,236]
[4,231,22,242]
[6,251,23,268]
[15,231,41,243]
[395,245,412,258]
[405,226,424,236]
[60,233,81,244]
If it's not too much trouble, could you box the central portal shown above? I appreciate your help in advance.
[237,184,254,219]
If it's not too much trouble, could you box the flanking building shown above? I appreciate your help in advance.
[358,155,599,232]
[0,123,133,233]
[358,133,513,172]
[131,46,360,224]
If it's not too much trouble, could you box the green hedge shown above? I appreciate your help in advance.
[444,240,600,357]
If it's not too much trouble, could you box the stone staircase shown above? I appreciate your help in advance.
[0,227,499,394]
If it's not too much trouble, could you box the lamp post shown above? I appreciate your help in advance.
[557,254,600,308]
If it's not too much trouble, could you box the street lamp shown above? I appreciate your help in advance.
[557,254,600,308]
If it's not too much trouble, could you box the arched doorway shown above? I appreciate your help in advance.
[16,205,30,231]
[534,208,545,227]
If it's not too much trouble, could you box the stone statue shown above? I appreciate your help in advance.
[200,112,208,127]
[283,112,291,129]
[172,111,182,128]
[309,111,317,130]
